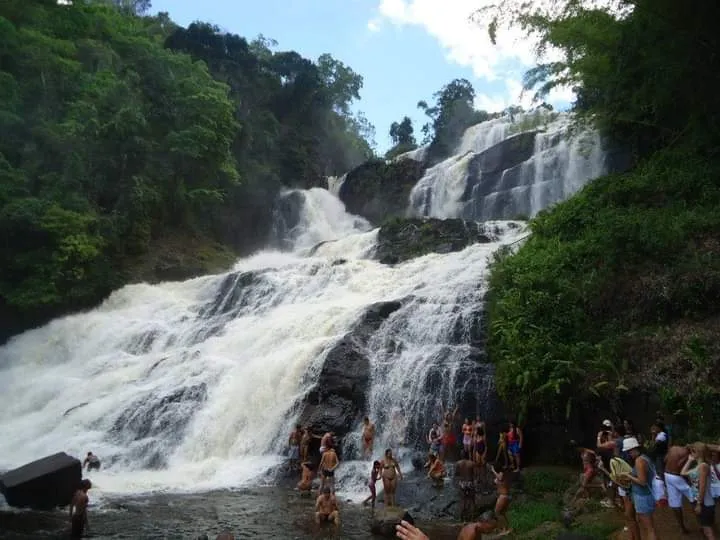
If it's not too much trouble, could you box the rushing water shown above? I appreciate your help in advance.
[407,110,608,221]
[0,188,525,510]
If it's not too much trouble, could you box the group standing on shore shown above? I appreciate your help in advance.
[573,415,720,540]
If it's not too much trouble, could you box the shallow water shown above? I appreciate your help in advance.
[0,487,462,540]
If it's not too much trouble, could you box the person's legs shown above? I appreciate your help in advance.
[622,493,641,540]
[665,473,691,533]
[637,513,658,540]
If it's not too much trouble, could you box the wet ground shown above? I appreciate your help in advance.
[0,486,463,540]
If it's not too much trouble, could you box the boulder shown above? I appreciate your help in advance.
[374,218,493,265]
[370,507,414,537]
[296,301,403,445]
[0,452,81,509]
[339,159,426,226]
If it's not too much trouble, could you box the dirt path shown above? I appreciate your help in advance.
[611,502,718,539]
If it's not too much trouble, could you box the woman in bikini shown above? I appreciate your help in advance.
[474,424,488,484]
[492,462,512,533]
[381,448,403,507]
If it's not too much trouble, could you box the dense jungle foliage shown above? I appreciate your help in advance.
[483,0,720,436]
[0,0,374,337]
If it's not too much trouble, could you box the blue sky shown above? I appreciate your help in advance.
[150,0,571,153]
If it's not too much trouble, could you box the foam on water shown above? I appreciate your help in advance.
[0,187,525,501]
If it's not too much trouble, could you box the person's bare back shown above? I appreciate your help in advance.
[456,458,476,482]
[69,479,91,539]
[665,445,690,474]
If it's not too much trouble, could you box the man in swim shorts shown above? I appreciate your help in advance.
[315,486,340,526]
[82,452,100,472]
[318,444,339,492]
[69,479,92,539]
[456,450,477,518]
[664,444,694,534]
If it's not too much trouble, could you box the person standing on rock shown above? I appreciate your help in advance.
[288,424,302,471]
[69,479,92,539]
[318,431,334,455]
[474,424,488,484]
[427,423,441,456]
[506,422,523,472]
[315,486,340,527]
[300,427,312,464]
[363,460,382,507]
[456,450,477,519]
[318,444,340,493]
[362,417,376,459]
[382,448,403,507]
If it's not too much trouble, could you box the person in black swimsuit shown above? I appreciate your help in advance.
[318,445,339,493]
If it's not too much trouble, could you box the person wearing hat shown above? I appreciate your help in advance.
[618,437,658,540]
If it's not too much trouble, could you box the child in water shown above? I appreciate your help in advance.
[363,461,382,507]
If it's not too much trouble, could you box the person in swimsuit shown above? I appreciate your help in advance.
[491,462,512,533]
[362,417,376,459]
[427,423,441,456]
[506,422,523,472]
[441,420,456,461]
[456,510,512,540]
[462,418,474,457]
[69,479,92,539]
[82,452,100,472]
[288,424,302,471]
[474,425,488,484]
[297,461,315,493]
[456,450,477,518]
[496,431,508,470]
[315,486,340,526]
[382,448,402,507]
[300,427,312,464]
[363,460,382,507]
[427,453,446,486]
[318,431,334,454]
[318,445,339,493]
[680,442,716,540]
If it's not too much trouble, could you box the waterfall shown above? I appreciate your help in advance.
[407,111,608,220]
[326,174,347,197]
[0,187,524,501]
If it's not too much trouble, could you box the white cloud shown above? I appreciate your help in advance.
[367,18,382,32]
[372,0,625,105]
[374,0,539,81]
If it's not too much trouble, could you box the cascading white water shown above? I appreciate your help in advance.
[326,174,347,197]
[407,110,608,221]
[0,187,524,503]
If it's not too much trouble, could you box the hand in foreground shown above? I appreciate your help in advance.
[396,520,429,540]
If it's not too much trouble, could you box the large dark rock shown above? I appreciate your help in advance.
[339,159,426,226]
[0,452,81,510]
[374,218,494,265]
[370,507,414,537]
[296,301,403,443]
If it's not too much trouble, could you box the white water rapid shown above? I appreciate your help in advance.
[0,188,525,503]
[408,110,608,220]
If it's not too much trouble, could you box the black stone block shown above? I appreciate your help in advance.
[0,452,82,509]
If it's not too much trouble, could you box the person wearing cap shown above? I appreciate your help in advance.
[618,437,658,540]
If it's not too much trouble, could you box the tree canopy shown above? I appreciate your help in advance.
[0,0,376,337]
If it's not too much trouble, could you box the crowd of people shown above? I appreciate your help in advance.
[572,416,720,540]
[288,408,527,539]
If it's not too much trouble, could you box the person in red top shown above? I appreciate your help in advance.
[506,422,523,472]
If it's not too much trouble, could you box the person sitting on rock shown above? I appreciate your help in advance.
[69,479,92,539]
[82,452,100,471]
[318,443,339,493]
[457,511,512,539]
[297,461,315,493]
[315,486,340,526]
[427,453,446,485]
[456,450,477,518]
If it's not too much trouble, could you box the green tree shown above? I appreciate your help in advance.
[389,116,415,146]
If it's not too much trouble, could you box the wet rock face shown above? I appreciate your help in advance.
[339,159,426,226]
[0,452,81,510]
[374,218,493,265]
[296,301,403,442]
